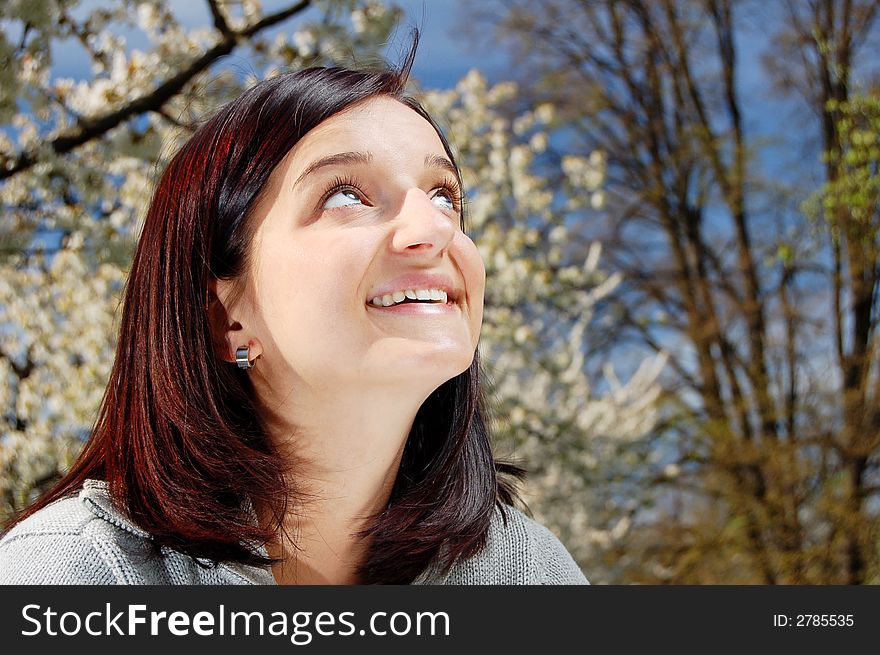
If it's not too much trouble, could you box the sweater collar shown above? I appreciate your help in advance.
[79,479,150,539]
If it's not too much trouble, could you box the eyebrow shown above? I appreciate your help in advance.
[424,153,460,181]
[293,151,461,189]
[293,151,373,188]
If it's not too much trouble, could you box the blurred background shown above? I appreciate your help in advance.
[1,0,878,584]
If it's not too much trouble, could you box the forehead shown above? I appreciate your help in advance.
[288,96,447,168]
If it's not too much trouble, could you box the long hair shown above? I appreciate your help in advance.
[7,42,523,584]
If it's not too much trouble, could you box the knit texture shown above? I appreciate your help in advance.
[0,480,588,585]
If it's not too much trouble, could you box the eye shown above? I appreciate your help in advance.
[432,191,455,211]
[431,183,461,212]
[323,189,363,209]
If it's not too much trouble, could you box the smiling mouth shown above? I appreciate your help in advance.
[368,288,450,308]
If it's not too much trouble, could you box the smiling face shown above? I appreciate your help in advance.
[217,96,485,403]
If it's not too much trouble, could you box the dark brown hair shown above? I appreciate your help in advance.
[8,41,522,584]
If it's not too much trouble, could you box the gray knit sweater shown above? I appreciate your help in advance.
[0,480,587,585]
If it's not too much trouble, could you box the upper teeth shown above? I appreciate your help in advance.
[370,288,449,307]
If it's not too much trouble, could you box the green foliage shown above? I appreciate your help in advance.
[814,93,880,240]
[469,0,880,584]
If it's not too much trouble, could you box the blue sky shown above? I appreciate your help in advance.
[30,0,835,269]
[393,0,509,87]
[46,0,509,90]
[40,0,820,187]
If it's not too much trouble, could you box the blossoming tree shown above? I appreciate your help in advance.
[0,0,664,579]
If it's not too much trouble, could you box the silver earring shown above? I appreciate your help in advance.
[235,346,255,369]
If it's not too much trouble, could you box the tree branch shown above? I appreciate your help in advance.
[206,0,234,38]
[0,0,312,182]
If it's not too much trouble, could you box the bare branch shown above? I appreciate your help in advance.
[207,0,234,38]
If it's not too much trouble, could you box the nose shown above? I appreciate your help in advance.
[390,188,457,257]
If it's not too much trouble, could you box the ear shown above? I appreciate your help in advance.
[207,277,263,364]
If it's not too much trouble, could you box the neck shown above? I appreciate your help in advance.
[256,379,427,585]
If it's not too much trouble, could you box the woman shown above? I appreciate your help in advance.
[0,45,587,585]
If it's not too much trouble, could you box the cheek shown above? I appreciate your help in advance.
[256,233,372,334]
[453,233,486,331]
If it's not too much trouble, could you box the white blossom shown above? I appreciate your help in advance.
[0,0,404,522]
[1,6,665,579]
[422,70,665,571]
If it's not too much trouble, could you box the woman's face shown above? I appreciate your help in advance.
[224,96,485,400]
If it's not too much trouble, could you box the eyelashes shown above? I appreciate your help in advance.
[318,175,366,210]
[316,174,463,214]
[434,178,463,212]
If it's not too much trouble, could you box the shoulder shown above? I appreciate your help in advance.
[0,481,273,585]
[0,481,160,584]
[441,504,589,585]
[1,492,121,584]
[2,482,197,584]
